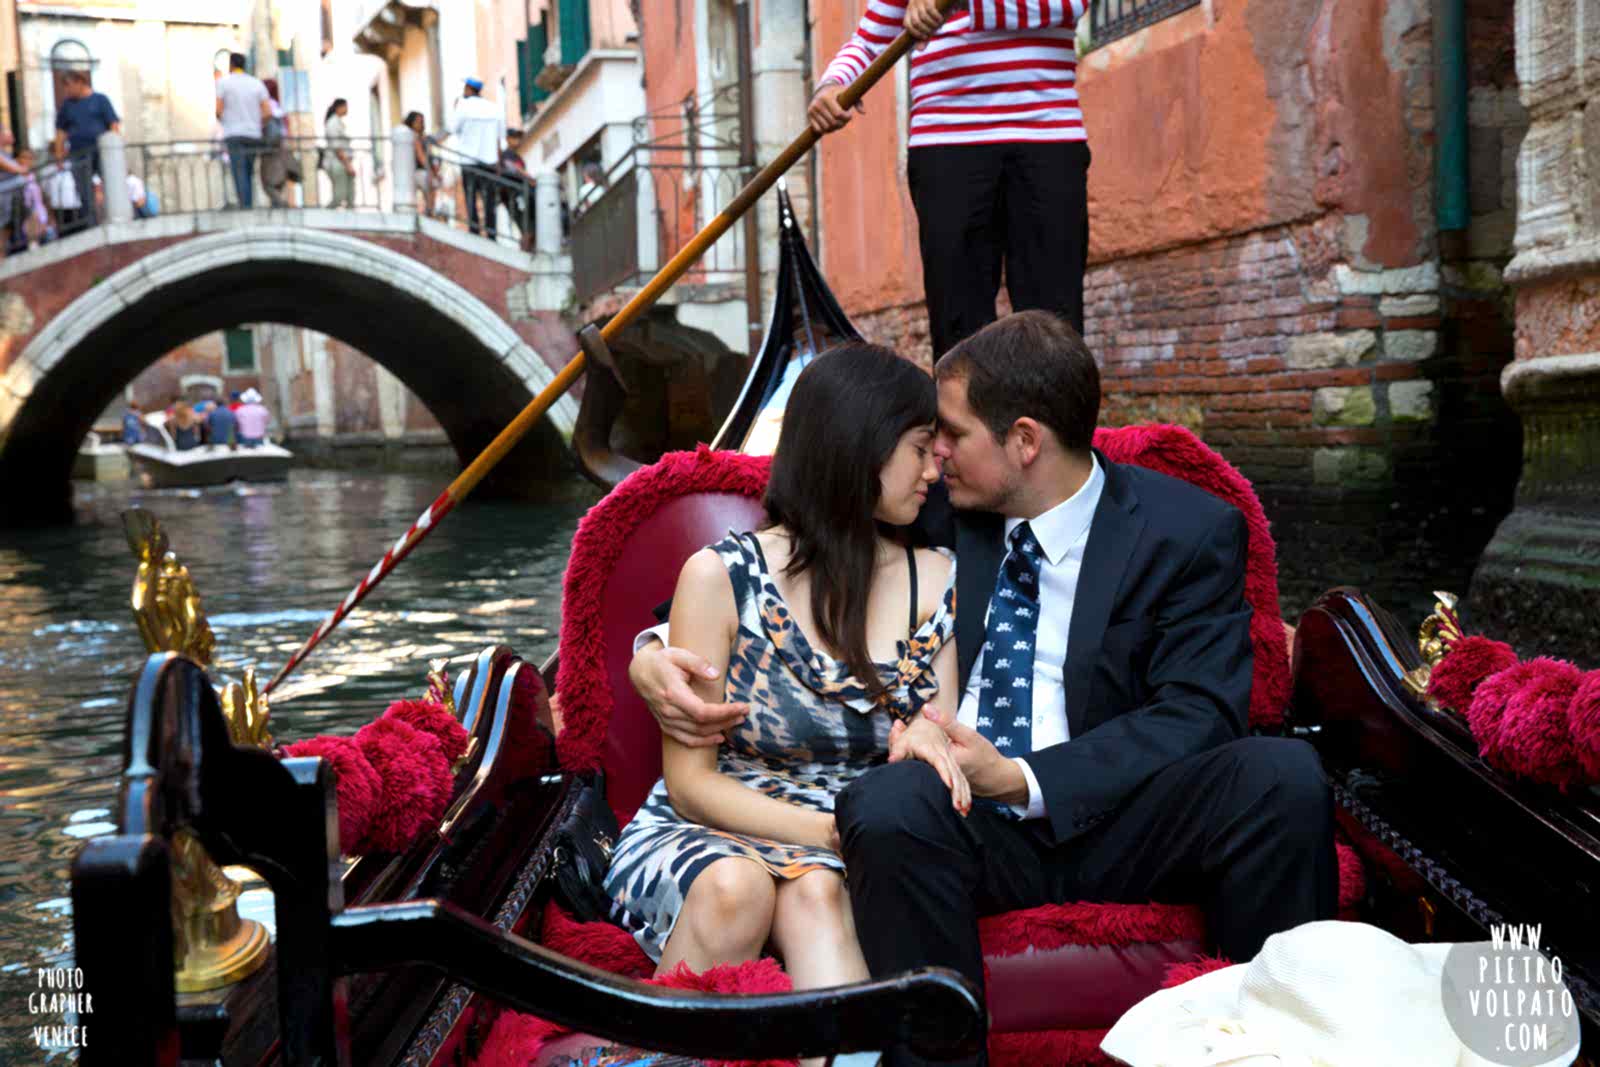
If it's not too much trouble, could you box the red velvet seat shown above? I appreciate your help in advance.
[544,431,1324,1066]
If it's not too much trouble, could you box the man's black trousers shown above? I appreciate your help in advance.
[907,140,1091,358]
[834,737,1338,1066]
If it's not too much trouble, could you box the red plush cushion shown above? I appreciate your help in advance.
[1093,424,1288,730]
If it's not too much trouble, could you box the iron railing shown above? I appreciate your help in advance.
[0,136,540,258]
[570,83,753,304]
[1085,0,1202,49]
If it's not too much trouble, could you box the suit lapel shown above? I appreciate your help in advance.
[1063,454,1144,738]
[954,509,1004,687]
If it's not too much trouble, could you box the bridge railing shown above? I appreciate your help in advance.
[570,88,754,305]
[0,132,542,258]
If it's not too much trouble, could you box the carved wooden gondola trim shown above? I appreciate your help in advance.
[1331,777,1600,1022]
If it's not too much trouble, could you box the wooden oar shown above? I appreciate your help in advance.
[262,7,953,695]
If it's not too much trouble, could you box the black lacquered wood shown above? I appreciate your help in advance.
[1291,589,1600,1044]
[70,835,179,1066]
[70,653,349,1067]
[334,899,986,1062]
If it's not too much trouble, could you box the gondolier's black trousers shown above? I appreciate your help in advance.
[835,737,1338,1067]
[907,140,1091,359]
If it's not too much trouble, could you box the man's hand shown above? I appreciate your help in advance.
[807,83,864,136]
[921,707,1029,804]
[628,642,749,747]
[887,715,972,814]
[904,0,951,40]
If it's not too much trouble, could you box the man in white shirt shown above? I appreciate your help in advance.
[215,53,271,209]
[630,311,1337,1067]
[447,77,506,239]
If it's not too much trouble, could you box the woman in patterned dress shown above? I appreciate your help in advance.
[605,343,968,997]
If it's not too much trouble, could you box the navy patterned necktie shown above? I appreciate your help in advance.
[975,521,1042,756]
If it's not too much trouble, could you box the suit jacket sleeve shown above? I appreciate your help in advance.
[1029,507,1253,846]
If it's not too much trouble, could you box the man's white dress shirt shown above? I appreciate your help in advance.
[959,455,1104,818]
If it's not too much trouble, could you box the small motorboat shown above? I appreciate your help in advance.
[126,413,292,489]
[72,432,130,481]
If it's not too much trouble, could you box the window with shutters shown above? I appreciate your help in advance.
[224,328,258,374]
[557,0,590,66]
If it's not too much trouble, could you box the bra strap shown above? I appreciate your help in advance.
[905,545,918,633]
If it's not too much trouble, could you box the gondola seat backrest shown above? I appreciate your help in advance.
[555,446,770,824]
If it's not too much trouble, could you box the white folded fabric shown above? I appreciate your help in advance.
[1101,922,1579,1067]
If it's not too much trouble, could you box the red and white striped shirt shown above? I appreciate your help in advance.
[820,0,1088,148]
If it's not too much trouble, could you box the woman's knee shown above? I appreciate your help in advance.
[776,870,848,921]
[685,858,776,937]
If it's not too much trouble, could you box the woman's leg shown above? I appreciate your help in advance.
[769,869,869,990]
[654,856,775,977]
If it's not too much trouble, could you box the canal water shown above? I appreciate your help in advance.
[0,470,596,1062]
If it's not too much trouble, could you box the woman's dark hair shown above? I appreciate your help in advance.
[325,98,347,123]
[262,77,280,102]
[403,110,425,130]
[762,343,936,694]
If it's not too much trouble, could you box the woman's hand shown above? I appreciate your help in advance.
[887,714,972,815]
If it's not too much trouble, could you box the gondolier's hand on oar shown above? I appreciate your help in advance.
[807,83,864,135]
[629,641,750,748]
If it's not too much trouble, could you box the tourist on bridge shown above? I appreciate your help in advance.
[235,389,271,447]
[810,0,1092,357]
[215,53,271,210]
[51,70,119,233]
[322,99,357,208]
[260,78,299,208]
[448,76,507,240]
[7,148,49,250]
[0,130,26,256]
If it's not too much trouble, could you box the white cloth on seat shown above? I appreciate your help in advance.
[1101,921,1579,1067]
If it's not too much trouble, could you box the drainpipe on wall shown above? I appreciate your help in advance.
[736,0,761,362]
[1435,0,1468,234]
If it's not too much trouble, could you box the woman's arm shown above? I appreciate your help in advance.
[661,549,836,850]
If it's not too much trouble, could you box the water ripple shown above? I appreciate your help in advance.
[0,469,591,1059]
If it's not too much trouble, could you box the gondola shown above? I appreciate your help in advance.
[573,184,859,487]
[70,194,1597,1065]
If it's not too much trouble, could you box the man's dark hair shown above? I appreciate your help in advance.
[933,310,1101,453]
[229,53,249,72]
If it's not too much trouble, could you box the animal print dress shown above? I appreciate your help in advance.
[605,531,958,961]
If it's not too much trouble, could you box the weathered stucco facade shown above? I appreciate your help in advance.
[804,0,1526,621]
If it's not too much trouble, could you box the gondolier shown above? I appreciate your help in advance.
[811,0,1090,357]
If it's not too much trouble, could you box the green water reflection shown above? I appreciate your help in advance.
[0,470,593,1061]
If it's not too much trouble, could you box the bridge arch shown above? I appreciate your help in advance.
[0,226,578,522]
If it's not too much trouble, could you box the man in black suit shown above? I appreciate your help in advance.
[630,311,1336,1066]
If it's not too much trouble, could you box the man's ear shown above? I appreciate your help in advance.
[1009,418,1045,466]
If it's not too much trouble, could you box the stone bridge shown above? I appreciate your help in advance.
[0,208,580,523]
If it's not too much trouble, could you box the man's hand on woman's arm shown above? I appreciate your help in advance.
[628,638,749,748]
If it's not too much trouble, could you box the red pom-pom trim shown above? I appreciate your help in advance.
[354,716,454,853]
[1426,635,1518,712]
[1568,671,1600,781]
[1497,658,1585,788]
[279,735,381,854]
[382,698,471,763]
